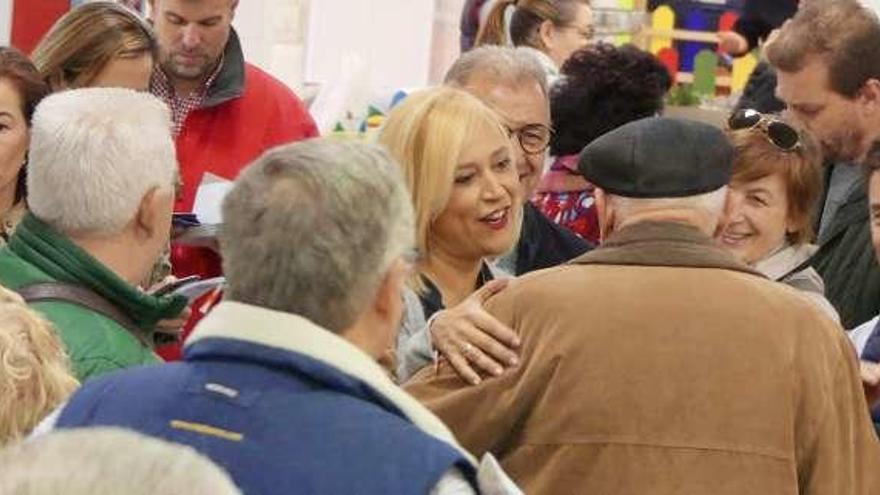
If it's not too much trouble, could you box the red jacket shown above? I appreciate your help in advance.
[174,64,318,213]
[160,33,318,359]
[170,62,317,278]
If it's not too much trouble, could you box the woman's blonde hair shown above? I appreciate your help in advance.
[31,1,157,90]
[0,286,78,445]
[378,87,509,285]
[727,124,823,245]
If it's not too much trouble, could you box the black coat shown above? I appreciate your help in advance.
[734,61,786,114]
[733,0,798,53]
[810,169,880,329]
[515,202,592,275]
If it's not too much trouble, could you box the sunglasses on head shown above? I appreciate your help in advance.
[727,109,801,152]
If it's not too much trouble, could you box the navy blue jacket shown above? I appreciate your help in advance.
[55,335,476,494]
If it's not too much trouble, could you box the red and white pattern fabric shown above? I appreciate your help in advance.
[150,57,224,137]
[532,154,600,244]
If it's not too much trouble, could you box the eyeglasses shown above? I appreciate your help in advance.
[506,123,555,155]
[558,23,595,41]
[727,109,801,152]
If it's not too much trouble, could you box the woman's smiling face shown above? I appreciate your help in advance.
[430,120,521,262]
[718,173,793,265]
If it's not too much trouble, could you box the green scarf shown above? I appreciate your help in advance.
[8,213,188,330]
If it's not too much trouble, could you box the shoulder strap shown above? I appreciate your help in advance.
[15,282,153,348]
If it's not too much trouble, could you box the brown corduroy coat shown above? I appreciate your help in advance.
[405,221,880,495]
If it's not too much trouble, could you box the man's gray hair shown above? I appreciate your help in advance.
[444,45,549,94]
[0,427,241,495]
[220,139,414,333]
[27,88,176,235]
[609,187,729,220]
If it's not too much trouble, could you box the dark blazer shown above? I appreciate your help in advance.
[733,0,798,53]
[811,168,880,328]
[515,202,592,275]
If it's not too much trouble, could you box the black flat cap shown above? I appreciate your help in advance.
[578,117,733,198]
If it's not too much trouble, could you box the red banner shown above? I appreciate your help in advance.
[11,0,68,55]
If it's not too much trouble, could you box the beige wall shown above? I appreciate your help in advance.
[233,0,309,91]
[234,0,466,93]
[430,0,466,83]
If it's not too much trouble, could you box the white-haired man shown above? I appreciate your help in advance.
[1,427,241,495]
[0,88,187,381]
[407,117,880,494]
[44,140,520,494]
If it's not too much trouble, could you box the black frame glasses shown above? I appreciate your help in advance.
[506,123,555,155]
[727,109,801,152]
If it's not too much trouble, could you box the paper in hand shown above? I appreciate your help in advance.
[172,276,225,303]
[192,173,234,226]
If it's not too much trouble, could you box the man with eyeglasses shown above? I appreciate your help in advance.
[445,45,590,276]
[407,117,880,493]
[394,45,590,384]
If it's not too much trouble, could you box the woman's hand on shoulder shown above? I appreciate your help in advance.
[429,279,520,385]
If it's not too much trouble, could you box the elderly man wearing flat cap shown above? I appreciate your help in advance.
[406,117,880,494]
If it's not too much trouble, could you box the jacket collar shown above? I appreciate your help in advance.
[201,29,246,109]
[7,213,186,328]
[187,301,477,466]
[753,242,817,281]
[817,174,868,245]
[571,220,763,277]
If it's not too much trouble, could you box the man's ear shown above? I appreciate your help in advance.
[134,187,162,240]
[594,187,613,243]
[230,0,239,19]
[859,79,880,117]
[373,258,408,320]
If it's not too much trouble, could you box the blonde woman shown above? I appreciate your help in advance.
[31,1,156,91]
[0,285,78,445]
[381,87,523,383]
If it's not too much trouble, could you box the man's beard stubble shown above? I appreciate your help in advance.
[824,127,866,164]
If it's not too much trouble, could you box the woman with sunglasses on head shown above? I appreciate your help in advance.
[380,87,523,384]
[717,109,839,322]
[476,0,593,83]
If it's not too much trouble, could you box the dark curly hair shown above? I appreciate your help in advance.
[550,43,672,156]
